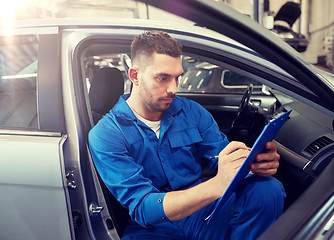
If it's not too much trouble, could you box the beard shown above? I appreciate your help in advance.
[142,94,175,113]
[139,79,176,113]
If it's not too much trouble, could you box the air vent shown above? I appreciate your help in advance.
[304,136,334,156]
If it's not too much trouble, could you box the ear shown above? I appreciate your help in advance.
[129,67,139,86]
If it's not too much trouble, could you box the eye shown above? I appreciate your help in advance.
[157,76,168,81]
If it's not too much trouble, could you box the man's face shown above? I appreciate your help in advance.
[137,53,183,114]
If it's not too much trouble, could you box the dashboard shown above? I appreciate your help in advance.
[275,102,334,174]
[273,101,334,207]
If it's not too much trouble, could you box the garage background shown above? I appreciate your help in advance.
[1,0,333,72]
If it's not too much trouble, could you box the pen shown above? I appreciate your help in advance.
[209,155,219,159]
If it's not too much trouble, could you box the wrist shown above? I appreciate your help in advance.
[209,176,227,199]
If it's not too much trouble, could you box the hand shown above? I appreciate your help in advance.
[250,141,280,177]
[215,141,251,195]
[163,141,250,221]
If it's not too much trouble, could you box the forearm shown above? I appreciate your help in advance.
[162,141,253,221]
[163,176,227,221]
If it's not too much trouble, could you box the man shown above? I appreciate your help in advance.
[89,30,285,240]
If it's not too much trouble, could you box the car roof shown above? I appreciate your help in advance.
[0,17,246,49]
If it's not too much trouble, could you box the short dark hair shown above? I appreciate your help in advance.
[131,30,182,66]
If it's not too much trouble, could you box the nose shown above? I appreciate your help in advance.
[167,79,178,95]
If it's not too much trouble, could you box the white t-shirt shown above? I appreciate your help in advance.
[129,106,161,138]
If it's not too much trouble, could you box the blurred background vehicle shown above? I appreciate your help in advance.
[270,1,309,52]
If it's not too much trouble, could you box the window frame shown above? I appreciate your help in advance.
[0,27,65,133]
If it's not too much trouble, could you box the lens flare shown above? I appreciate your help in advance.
[0,0,28,34]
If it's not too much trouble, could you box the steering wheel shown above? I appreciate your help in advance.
[230,84,253,131]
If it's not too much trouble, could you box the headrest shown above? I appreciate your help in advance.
[89,67,124,115]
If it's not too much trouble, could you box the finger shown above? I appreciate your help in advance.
[251,161,279,177]
[252,168,278,177]
[220,141,250,156]
[218,152,248,170]
[255,141,278,162]
[228,149,250,162]
[256,151,280,162]
[251,160,279,171]
[226,158,245,170]
[265,141,277,151]
[251,165,277,175]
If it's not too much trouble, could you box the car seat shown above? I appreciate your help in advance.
[88,67,124,124]
[88,67,130,237]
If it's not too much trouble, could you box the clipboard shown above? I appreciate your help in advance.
[206,110,292,223]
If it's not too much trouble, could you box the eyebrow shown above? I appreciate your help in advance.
[156,73,170,77]
[155,72,184,78]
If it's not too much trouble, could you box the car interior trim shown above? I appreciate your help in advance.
[274,140,315,177]
[293,193,334,240]
[259,158,334,239]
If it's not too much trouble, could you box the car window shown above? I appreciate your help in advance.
[221,70,262,87]
[179,67,213,91]
[0,35,38,129]
[179,56,262,93]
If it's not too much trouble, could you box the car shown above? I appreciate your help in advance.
[0,0,333,239]
[270,1,309,52]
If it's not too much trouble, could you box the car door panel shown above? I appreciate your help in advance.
[0,133,72,240]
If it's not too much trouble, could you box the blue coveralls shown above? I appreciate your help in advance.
[89,94,285,240]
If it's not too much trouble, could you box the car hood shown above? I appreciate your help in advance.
[140,0,334,112]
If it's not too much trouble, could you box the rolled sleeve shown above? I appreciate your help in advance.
[137,192,169,227]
